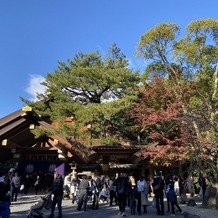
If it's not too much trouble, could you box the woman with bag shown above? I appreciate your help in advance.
[114,173,130,217]
[137,175,149,215]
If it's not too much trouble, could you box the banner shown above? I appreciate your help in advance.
[17,161,65,176]
[55,163,65,176]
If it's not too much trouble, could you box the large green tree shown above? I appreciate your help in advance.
[174,19,218,174]
[134,18,218,174]
[22,43,140,145]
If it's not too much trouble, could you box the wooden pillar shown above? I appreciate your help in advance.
[149,165,154,179]
[141,160,146,175]
[102,156,110,175]
[178,161,183,177]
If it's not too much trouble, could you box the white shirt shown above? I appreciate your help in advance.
[64,175,71,187]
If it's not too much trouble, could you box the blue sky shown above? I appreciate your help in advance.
[0,0,218,118]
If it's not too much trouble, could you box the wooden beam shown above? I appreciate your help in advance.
[22,106,33,112]
[51,134,90,163]
[37,121,92,163]
[128,149,144,164]
[25,147,58,151]
[1,139,23,149]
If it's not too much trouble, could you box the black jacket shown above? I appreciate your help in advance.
[0,181,7,201]
[49,176,63,197]
[152,177,165,195]
[114,176,131,194]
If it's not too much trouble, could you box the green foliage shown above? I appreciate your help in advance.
[136,22,180,60]
[134,19,218,172]
[23,43,140,145]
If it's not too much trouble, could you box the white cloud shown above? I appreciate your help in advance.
[25,74,46,101]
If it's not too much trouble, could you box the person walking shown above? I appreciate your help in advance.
[152,171,165,216]
[48,171,63,218]
[114,172,131,217]
[137,175,149,215]
[165,175,175,213]
[166,184,183,216]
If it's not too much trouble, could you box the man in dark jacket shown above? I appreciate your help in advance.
[152,171,165,216]
[48,172,63,218]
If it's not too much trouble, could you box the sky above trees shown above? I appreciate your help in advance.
[1,0,218,118]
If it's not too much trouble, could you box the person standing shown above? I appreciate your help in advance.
[34,175,41,195]
[174,176,180,196]
[187,174,195,197]
[23,175,30,195]
[137,175,149,215]
[48,171,63,218]
[152,171,165,216]
[108,176,117,206]
[178,176,186,204]
[198,173,207,200]
[114,172,130,217]
[89,175,99,210]
[63,173,71,199]
[129,185,137,214]
[77,175,89,211]
[0,172,10,218]
[11,172,20,202]
[71,177,79,204]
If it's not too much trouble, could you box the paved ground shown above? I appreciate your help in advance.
[9,192,218,218]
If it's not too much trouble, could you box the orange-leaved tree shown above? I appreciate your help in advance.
[129,76,198,166]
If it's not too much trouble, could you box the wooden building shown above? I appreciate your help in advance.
[0,106,144,176]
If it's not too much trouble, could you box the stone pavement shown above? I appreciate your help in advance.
[9,192,218,218]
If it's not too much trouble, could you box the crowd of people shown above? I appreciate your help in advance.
[46,171,199,217]
[0,168,210,218]
[0,169,54,218]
